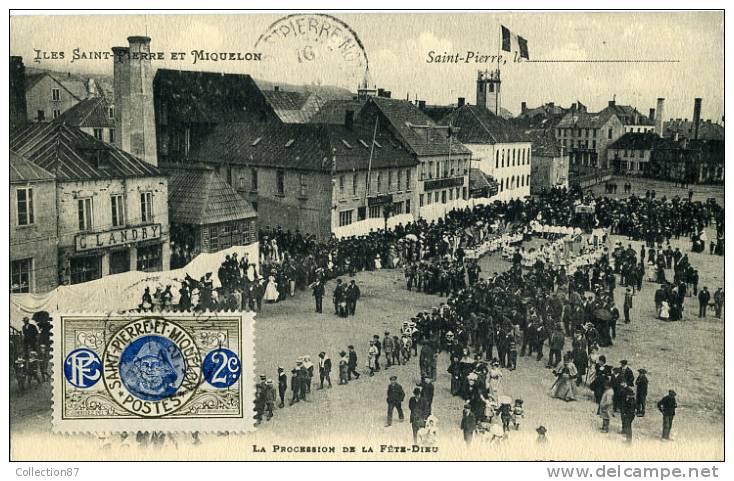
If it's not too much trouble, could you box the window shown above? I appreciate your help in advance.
[352,173,358,196]
[93,128,103,140]
[251,168,258,191]
[397,170,402,190]
[608,128,613,139]
[339,175,345,194]
[377,172,382,193]
[52,109,61,119]
[109,107,115,119]
[339,210,353,226]
[109,129,115,143]
[299,173,308,197]
[11,258,32,293]
[369,205,382,219]
[406,169,411,190]
[392,201,404,215]
[16,187,34,226]
[70,255,101,284]
[388,171,393,191]
[77,197,93,231]
[140,192,153,223]
[51,88,60,101]
[419,194,425,207]
[137,244,162,272]
[441,190,447,204]
[405,199,411,214]
[276,169,285,195]
[111,194,125,227]
[496,151,499,169]
[37,110,45,122]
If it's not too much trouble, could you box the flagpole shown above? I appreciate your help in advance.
[364,116,379,205]
[496,23,502,116]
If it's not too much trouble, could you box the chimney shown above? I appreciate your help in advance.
[377,88,384,97]
[418,100,426,110]
[113,36,157,167]
[548,102,555,109]
[344,109,354,130]
[458,97,466,107]
[649,108,655,122]
[655,98,665,134]
[521,101,527,113]
[693,98,702,140]
[9,56,28,127]
[274,85,280,92]
[608,100,616,108]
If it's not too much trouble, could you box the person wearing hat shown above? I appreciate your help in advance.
[277,367,288,408]
[536,425,547,443]
[347,345,360,380]
[635,369,648,417]
[289,368,300,406]
[657,390,677,440]
[620,382,637,442]
[409,387,426,444]
[338,351,349,385]
[599,381,615,433]
[620,360,635,386]
[317,352,332,389]
[460,402,477,445]
[420,377,434,415]
[383,332,395,369]
[385,375,405,427]
[623,287,633,324]
[21,317,38,358]
[263,379,276,421]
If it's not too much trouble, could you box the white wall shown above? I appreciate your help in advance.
[466,142,532,201]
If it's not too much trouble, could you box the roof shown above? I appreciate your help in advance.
[308,99,366,124]
[469,168,491,190]
[557,109,618,129]
[154,68,266,124]
[531,130,565,157]
[663,119,724,141]
[9,123,161,181]
[608,132,664,151]
[164,165,256,225]
[190,118,417,173]
[441,104,529,145]
[25,71,88,101]
[53,97,114,128]
[262,90,309,111]
[262,90,341,124]
[367,97,471,157]
[10,150,55,183]
[601,103,654,126]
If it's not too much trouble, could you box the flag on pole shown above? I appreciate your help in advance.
[501,25,529,59]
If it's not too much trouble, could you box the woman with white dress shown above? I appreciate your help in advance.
[263,275,279,303]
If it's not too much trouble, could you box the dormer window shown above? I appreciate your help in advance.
[285,139,294,148]
[251,137,262,146]
[359,139,370,149]
[341,139,353,149]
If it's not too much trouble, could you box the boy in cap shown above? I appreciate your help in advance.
[536,425,547,443]
[347,345,360,380]
[277,367,288,408]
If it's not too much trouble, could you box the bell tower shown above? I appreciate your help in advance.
[476,69,501,115]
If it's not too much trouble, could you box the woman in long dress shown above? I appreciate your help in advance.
[263,275,279,303]
[487,362,503,398]
[550,356,578,401]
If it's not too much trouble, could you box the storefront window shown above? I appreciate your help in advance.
[11,258,32,293]
[70,255,101,284]
[137,244,162,272]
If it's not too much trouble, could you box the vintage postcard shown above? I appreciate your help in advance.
[8,10,725,462]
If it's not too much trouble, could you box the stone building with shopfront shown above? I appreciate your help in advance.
[10,122,170,285]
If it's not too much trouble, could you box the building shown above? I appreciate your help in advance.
[358,96,473,215]
[10,122,170,285]
[476,69,502,116]
[600,100,656,134]
[645,138,724,185]
[528,130,569,193]
[10,151,58,293]
[441,103,531,201]
[54,96,116,144]
[189,116,417,239]
[607,131,661,175]
[164,165,257,265]
[664,118,725,142]
[153,67,270,164]
[468,168,498,198]
[555,102,624,172]
[10,56,28,127]
[24,70,94,122]
[261,85,353,124]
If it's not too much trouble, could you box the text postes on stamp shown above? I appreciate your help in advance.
[53,312,255,433]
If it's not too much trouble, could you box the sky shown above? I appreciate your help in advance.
[10,11,724,121]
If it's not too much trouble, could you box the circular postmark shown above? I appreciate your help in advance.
[202,348,241,388]
[102,317,202,417]
[64,348,102,388]
[254,13,369,89]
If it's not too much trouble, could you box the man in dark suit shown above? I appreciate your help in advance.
[347,345,360,380]
[333,279,345,316]
[312,279,325,313]
[385,376,405,427]
[346,280,361,316]
[317,352,332,389]
[624,288,633,323]
[409,387,426,443]
[657,390,677,440]
[698,286,711,318]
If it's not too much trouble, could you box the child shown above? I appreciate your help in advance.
[392,335,401,366]
[536,425,548,443]
[338,351,349,385]
[497,399,512,432]
[512,399,524,430]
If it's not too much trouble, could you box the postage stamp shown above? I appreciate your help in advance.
[52,312,255,433]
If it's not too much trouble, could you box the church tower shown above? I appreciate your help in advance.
[476,69,501,115]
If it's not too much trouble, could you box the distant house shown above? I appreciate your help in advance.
[24,71,92,122]
[608,131,662,175]
[441,104,531,201]
[164,164,257,265]
[663,118,724,142]
[556,103,624,172]
[529,130,569,193]
[54,96,116,144]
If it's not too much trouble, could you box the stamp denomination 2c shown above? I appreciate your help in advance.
[53,312,255,433]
